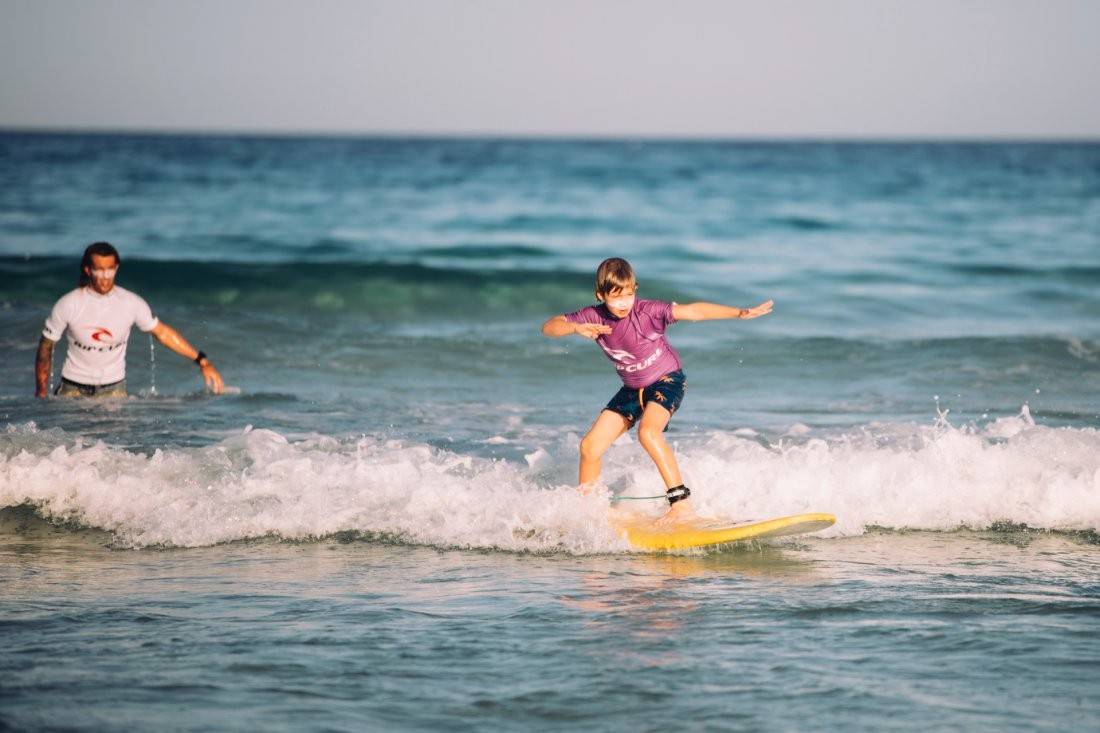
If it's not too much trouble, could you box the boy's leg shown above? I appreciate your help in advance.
[636,402,683,489]
[578,409,632,488]
[638,403,694,522]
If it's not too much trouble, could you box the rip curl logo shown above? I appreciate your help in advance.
[73,340,123,353]
[618,347,662,373]
[74,325,123,353]
[600,345,635,363]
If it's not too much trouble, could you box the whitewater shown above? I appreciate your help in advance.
[4,405,1097,551]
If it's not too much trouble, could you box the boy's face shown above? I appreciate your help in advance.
[600,283,637,318]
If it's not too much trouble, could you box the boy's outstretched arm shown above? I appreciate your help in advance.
[542,315,612,339]
[672,299,773,322]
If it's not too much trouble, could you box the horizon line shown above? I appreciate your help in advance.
[2,125,1099,145]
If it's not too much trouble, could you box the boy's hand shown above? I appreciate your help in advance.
[574,323,612,339]
[740,300,773,319]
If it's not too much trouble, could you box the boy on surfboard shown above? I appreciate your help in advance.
[541,257,772,519]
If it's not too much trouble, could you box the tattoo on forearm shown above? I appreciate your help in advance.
[35,337,54,392]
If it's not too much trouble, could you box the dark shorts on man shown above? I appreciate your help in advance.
[55,378,127,398]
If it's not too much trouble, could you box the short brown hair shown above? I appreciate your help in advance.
[595,257,636,298]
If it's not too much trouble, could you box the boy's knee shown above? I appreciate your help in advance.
[579,435,605,460]
[637,424,663,447]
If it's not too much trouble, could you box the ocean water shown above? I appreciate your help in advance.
[1,133,1099,730]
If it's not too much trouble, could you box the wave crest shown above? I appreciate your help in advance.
[2,411,1098,551]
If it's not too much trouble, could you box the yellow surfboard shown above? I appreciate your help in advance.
[614,512,836,551]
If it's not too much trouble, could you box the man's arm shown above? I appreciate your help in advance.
[35,336,55,398]
[541,315,611,340]
[150,321,225,394]
[672,299,773,322]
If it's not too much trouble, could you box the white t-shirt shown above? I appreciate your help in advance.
[42,286,160,386]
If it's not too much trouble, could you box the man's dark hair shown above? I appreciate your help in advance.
[78,242,120,286]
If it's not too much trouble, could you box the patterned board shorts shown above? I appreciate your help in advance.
[604,370,686,431]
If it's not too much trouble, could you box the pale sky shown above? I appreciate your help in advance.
[1,0,1097,138]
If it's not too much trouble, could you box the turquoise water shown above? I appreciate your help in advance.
[2,133,1099,729]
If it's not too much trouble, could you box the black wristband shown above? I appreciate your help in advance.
[194,351,207,366]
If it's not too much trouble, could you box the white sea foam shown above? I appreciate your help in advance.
[2,409,1098,552]
[0,423,619,552]
[673,407,1100,538]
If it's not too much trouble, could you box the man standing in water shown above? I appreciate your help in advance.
[34,242,225,398]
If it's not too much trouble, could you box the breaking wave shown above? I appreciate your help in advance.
[2,406,1098,552]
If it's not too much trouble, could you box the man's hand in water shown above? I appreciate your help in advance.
[740,300,774,319]
[574,323,612,340]
[200,360,225,394]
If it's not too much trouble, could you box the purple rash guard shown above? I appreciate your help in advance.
[564,299,682,388]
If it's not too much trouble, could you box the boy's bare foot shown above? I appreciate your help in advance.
[654,498,696,526]
[576,482,605,497]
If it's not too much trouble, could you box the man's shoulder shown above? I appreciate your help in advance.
[110,285,151,307]
[110,284,139,299]
[52,287,84,309]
